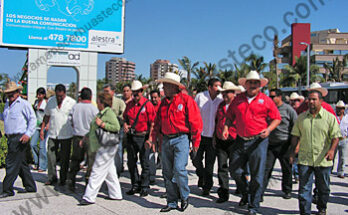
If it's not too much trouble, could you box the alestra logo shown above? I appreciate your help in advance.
[91,35,117,44]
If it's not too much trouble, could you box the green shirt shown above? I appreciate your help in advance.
[291,107,341,167]
[112,96,126,122]
[87,107,120,154]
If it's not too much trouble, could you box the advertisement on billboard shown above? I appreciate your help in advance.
[0,0,125,54]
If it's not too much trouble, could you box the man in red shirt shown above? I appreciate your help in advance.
[147,72,203,212]
[123,80,156,197]
[149,89,162,184]
[214,81,241,203]
[222,71,281,215]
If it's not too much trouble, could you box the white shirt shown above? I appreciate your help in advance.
[338,114,348,138]
[195,91,223,137]
[45,96,76,139]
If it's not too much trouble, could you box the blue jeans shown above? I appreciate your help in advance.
[337,139,347,176]
[298,165,331,215]
[229,136,268,213]
[30,129,48,170]
[162,134,190,208]
[115,128,124,176]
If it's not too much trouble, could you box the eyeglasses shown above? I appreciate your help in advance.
[6,92,16,98]
[269,95,276,99]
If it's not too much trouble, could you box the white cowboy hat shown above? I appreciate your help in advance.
[157,72,186,89]
[131,80,148,91]
[336,100,346,108]
[307,83,328,97]
[4,81,23,93]
[217,81,241,92]
[299,95,305,101]
[238,70,268,87]
[290,92,300,100]
[238,85,246,93]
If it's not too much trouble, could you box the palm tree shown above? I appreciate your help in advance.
[203,62,217,79]
[234,63,250,83]
[217,69,235,83]
[262,64,277,89]
[192,67,209,92]
[324,55,348,82]
[245,54,267,73]
[280,56,322,87]
[178,56,199,92]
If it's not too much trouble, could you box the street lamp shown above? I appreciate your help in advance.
[300,42,310,88]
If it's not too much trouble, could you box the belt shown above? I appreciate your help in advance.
[164,133,187,139]
[5,133,23,138]
[131,131,148,137]
[238,134,261,141]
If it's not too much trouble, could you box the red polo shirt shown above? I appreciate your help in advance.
[153,101,161,114]
[226,92,281,138]
[123,96,155,133]
[215,101,237,140]
[296,100,338,122]
[152,92,203,148]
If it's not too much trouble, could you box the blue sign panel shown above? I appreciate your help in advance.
[0,0,125,53]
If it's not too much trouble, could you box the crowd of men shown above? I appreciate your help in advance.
[0,71,347,215]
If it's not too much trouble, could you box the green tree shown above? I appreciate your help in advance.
[67,82,77,99]
[203,62,217,79]
[324,55,348,82]
[245,54,267,73]
[217,69,235,83]
[178,56,199,92]
[262,64,277,90]
[97,78,107,92]
[192,67,209,92]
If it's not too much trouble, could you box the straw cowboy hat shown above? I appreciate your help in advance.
[217,81,241,92]
[307,83,328,97]
[4,81,23,93]
[238,70,268,87]
[336,100,346,108]
[131,80,148,91]
[238,85,246,93]
[157,72,186,89]
[290,92,300,100]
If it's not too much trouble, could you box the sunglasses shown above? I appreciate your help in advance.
[6,92,16,98]
[269,95,276,99]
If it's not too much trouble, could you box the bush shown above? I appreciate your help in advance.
[0,136,7,168]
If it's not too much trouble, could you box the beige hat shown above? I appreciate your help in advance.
[238,85,246,93]
[217,81,241,92]
[4,81,23,93]
[157,72,186,89]
[290,92,300,100]
[299,95,305,101]
[336,100,346,108]
[238,70,268,87]
[131,80,148,91]
[307,83,328,97]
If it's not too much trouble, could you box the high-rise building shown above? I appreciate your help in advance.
[105,57,136,85]
[150,59,179,80]
[272,23,348,75]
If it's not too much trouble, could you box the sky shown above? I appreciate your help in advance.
[0,0,347,85]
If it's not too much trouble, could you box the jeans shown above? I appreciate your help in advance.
[149,151,156,182]
[337,139,347,176]
[229,136,268,213]
[30,129,48,170]
[263,141,292,194]
[192,136,216,191]
[115,128,124,177]
[68,136,85,185]
[162,134,190,208]
[298,165,331,215]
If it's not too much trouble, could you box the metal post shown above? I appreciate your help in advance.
[300,42,310,88]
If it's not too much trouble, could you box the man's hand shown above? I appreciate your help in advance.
[324,149,335,161]
[95,117,102,126]
[222,126,229,140]
[260,128,271,139]
[288,152,295,165]
[145,140,152,150]
[20,134,30,144]
[79,139,84,148]
[39,130,45,141]
[123,123,130,133]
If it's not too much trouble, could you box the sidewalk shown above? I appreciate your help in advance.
[0,157,347,215]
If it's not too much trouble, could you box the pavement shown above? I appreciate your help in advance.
[0,155,347,215]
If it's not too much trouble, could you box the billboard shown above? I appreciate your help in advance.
[0,0,125,53]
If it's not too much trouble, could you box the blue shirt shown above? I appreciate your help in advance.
[0,97,36,137]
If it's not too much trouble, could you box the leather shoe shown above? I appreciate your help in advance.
[181,199,189,211]
[79,199,94,206]
[283,192,291,199]
[44,179,57,186]
[216,197,228,203]
[202,189,210,196]
[139,189,148,197]
[160,206,176,212]
[126,187,141,195]
[0,193,14,198]
[239,195,248,207]
[17,189,36,194]
[197,178,204,188]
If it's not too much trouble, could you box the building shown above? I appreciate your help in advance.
[273,23,348,76]
[105,57,136,85]
[150,59,179,80]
